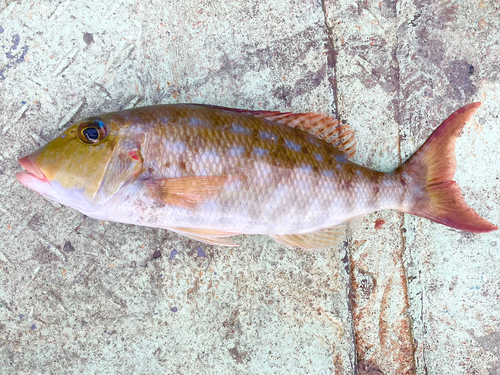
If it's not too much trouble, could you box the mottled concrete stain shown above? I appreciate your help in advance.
[213,25,327,108]
[83,32,94,45]
[0,30,29,80]
[351,265,376,310]
[273,64,327,106]
[446,59,477,102]
[476,332,500,352]
[348,215,414,374]
[358,360,385,375]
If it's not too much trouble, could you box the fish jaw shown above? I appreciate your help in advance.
[18,156,47,181]
[16,153,102,212]
[17,154,69,204]
[16,156,53,196]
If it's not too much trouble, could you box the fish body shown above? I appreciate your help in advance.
[17,103,497,248]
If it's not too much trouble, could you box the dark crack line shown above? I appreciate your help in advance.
[394,9,420,375]
[321,0,340,120]
[344,236,359,375]
[320,2,357,373]
[420,275,429,375]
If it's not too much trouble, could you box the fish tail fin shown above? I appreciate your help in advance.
[396,102,497,233]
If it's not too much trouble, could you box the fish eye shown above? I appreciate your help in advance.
[77,118,108,144]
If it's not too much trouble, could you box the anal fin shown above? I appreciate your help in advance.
[271,225,347,249]
[165,227,240,247]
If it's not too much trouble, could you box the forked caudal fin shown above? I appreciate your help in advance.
[396,102,497,233]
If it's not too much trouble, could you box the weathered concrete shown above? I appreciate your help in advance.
[324,1,414,373]
[0,1,356,374]
[398,1,500,374]
[1,0,500,374]
[325,0,500,374]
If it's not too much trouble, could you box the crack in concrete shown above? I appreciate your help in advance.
[420,276,429,375]
[320,3,358,372]
[344,238,359,374]
[393,9,418,375]
[320,0,340,120]
[399,213,417,375]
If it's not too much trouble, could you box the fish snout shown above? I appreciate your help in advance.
[16,156,49,186]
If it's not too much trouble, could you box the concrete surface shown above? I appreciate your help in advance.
[325,2,414,373]
[324,1,500,374]
[0,1,356,374]
[1,0,500,375]
[397,2,500,374]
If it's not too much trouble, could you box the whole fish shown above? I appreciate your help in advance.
[16,103,497,248]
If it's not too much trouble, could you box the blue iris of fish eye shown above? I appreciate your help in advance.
[90,119,106,129]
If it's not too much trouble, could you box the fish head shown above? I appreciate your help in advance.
[16,115,143,212]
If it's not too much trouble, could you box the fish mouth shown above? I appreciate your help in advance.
[16,156,49,186]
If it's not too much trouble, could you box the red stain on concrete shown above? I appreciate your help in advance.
[374,218,385,230]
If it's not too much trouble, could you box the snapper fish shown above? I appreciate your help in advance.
[16,102,497,248]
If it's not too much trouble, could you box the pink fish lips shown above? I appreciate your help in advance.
[16,156,49,187]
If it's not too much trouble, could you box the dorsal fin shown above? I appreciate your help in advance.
[190,104,357,158]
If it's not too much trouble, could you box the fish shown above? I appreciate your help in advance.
[16,102,497,248]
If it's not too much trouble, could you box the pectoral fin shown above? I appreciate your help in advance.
[271,225,347,249]
[146,176,236,208]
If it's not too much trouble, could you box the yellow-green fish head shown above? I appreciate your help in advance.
[16,115,143,212]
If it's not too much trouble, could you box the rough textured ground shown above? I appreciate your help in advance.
[1,0,499,374]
